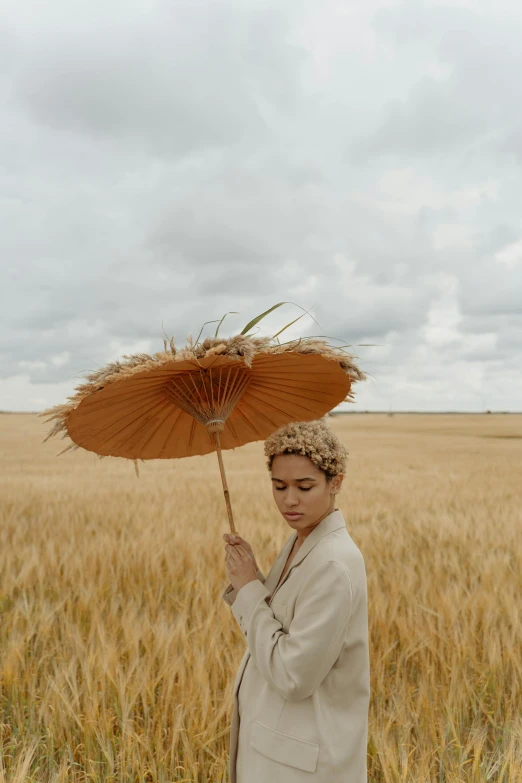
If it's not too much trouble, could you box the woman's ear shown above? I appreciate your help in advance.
[331,474,344,493]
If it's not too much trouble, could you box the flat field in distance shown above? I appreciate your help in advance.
[0,412,521,782]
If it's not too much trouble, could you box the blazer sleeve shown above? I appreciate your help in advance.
[231,560,353,702]
[222,568,266,606]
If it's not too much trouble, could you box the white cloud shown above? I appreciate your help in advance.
[495,238,522,269]
[423,274,461,347]
[51,351,70,367]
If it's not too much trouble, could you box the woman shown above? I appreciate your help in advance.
[222,417,370,783]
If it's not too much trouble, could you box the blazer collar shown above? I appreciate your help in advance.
[269,508,346,597]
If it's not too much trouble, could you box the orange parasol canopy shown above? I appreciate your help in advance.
[39,307,366,533]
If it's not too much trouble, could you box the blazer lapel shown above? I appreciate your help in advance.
[262,534,298,597]
[269,508,347,601]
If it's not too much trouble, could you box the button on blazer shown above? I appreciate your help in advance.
[222,508,370,782]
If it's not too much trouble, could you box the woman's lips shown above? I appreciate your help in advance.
[284,512,303,518]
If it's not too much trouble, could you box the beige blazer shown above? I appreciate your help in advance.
[222,508,370,783]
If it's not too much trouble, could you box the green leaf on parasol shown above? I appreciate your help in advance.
[272,313,307,339]
[215,311,240,338]
[240,302,290,335]
[194,319,221,347]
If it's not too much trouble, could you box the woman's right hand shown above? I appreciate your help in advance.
[223,533,258,572]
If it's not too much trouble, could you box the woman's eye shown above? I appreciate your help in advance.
[274,487,311,492]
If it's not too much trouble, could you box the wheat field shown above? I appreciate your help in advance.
[0,411,521,782]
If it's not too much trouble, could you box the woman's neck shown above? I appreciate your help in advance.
[296,505,337,546]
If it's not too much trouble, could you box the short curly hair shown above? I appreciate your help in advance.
[264,416,348,481]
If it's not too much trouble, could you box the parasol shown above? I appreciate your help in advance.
[39,303,366,534]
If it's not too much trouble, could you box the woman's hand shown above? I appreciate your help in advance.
[224,542,258,592]
[223,533,258,572]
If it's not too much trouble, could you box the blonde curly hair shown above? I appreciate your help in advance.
[264,416,348,481]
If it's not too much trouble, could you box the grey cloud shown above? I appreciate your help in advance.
[148,153,442,284]
[350,75,486,161]
[371,2,478,49]
[471,223,520,259]
[415,205,460,233]
[350,5,522,161]
[151,211,279,269]
[143,153,339,277]
[458,311,522,357]
[497,123,522,165]
[338,293,433,339]
[9,4,307,159]
[459,261,522,317]
[196,266,278,296]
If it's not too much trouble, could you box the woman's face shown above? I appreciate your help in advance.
[270,454,343,533]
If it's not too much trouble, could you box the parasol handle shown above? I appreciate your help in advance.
[213,430,237,534]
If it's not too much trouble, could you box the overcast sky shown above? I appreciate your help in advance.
[1,0,521,413]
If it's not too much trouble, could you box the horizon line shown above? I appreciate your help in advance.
[1,410,521,415]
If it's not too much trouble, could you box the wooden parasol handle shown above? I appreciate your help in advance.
[213,430,236,534]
